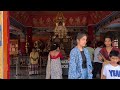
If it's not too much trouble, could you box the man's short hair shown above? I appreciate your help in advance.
[109,50,120,57]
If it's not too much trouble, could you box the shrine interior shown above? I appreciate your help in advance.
[9,11,120,79]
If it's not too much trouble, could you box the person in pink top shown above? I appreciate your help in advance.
[46,43,64,79]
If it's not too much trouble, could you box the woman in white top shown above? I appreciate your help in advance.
[46,43,64,79]
[92,41,103,78]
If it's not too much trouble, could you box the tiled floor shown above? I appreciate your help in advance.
[10,66,100,79]
[10,66,68,79]
[10,66,46,79]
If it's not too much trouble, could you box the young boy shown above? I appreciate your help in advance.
[102,50,120,79]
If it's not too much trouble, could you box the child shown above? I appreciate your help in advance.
[102,50,120,79]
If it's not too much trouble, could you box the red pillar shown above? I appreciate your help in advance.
[26,27,33,54]
[3,11,10,79]
[18,35,21,52]
[20,37,26,55]
[87,25,95,47]
[88,25,95,41]
[100,33,104,41]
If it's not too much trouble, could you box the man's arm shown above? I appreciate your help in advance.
[101,65,107,79]
[102,75,106,79]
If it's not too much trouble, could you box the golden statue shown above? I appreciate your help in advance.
[53,12,68,38]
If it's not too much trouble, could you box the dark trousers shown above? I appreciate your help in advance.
[92,62,102,78]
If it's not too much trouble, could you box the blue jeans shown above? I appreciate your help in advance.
[83,68,87,79]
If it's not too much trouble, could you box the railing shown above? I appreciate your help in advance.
[10,55,69,79]
[10,55,29,67]
[10,55,30,79]
[10,55,47,79]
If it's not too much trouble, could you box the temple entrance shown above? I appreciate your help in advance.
[9,11,89,79]
[9,11,120,79]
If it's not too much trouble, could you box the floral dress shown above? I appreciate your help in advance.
[46,52,63,79]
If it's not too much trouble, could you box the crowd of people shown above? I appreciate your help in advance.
[29,31,120,79]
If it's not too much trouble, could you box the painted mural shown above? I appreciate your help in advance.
[32,32,50,41]
[10,11,31,26]
[89,11,111,24]
[10,11,112,27]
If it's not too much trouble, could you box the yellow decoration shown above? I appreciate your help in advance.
[0,11,3,78]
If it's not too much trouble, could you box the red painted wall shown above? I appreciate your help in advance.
[10,11,112,27]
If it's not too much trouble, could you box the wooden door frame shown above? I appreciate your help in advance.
[3,11,10,79]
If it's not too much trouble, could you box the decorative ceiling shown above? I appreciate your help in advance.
[10,11,112,27]
[106,18,120,28]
